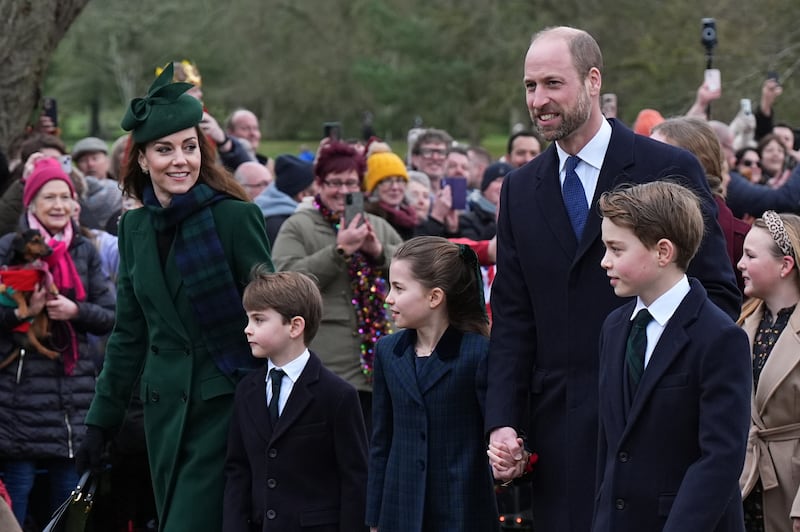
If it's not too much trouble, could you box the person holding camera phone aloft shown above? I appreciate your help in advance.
[271,141,403,431]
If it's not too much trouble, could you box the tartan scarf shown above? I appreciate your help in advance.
[143,183,256,378]
[314,195,391,383]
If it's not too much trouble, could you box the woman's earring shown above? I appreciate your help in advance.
[140,167,149,175]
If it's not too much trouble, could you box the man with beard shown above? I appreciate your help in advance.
[485,26,740,532]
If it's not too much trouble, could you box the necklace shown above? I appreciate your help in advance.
[414,346,434,356]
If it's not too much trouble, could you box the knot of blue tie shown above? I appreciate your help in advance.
[562,155,588,238]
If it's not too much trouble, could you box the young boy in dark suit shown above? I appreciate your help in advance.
[223,269,368,532]
[592,181,751,532]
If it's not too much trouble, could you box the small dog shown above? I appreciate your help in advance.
[0,229,60,366]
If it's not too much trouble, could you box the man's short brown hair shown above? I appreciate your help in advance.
[598,181,704,271]
[243,268,323,345]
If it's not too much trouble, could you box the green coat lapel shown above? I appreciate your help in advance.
[130,222,190,341]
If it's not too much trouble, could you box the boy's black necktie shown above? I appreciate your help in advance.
[268,368,286,422]
[626,309,653,391]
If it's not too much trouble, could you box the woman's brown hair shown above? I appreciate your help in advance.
[121,126,248,202]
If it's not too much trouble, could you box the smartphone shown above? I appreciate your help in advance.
[344,191,364,227]
[323,121,342,141]
[441,176,468,210]
[740,98,752,116]
[59,155,72,175]
[43,97,58,127]
[704,68,721,92]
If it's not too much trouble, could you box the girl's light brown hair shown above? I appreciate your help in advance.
[393,236,489,336]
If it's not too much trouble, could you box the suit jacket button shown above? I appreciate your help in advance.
[268,448,278,458]
[266,509,276,520]
[615,498,625,510]
[150,390,159,402]
[618,451,629,463]
[267,478,277,488]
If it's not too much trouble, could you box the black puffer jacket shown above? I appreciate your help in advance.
[0,221,116,459]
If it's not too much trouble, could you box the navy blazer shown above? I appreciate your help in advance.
[485,119,742,532]
[366,328,498,532]
[593,279,751,532]
[223,351,368,532]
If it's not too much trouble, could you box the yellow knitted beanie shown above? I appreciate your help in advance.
[364,142,409,194]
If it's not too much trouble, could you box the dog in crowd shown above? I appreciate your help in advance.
[0,229,60,367]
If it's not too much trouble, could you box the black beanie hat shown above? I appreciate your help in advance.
[275,155,314,197]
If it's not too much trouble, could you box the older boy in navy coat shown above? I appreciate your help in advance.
[593,182,751,532]
[224,270,368,532]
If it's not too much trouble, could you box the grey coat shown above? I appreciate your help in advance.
[271,202,402,392]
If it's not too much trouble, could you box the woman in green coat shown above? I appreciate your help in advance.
[77,64,273,531]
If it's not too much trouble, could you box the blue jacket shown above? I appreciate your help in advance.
[367,328,498,532]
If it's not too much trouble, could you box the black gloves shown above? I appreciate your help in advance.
[75,424,108,474]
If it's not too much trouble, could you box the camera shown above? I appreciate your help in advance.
[701,18,717,51]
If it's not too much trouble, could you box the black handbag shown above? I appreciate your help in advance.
[42,471,97,532]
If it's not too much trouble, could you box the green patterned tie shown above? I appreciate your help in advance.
[626,309,653,389]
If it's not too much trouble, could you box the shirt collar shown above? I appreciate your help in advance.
[266,348,311,384]
[631,275,690,326]
[556,118,613,173]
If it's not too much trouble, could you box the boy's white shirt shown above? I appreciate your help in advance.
[631,275,690,368]
[266,348,310,416]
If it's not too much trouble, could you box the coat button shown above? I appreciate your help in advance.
[615,498,625,510]
[618,451,629,463]
[150,345,159,354]
[266,509,276,520]
[420,432,426,441]
[150,390,159,402]
[418,459,425,471]
[267,478,277,489]
[268,448,277,458]
[181,392,187,402]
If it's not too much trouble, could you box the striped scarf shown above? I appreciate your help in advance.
[143,183,256,378]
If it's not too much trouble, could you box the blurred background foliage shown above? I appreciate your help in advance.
[29,0,800,152]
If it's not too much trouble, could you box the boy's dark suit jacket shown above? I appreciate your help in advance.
[592,279,751,532]
[223,351,368,532]
[485,118,741,532]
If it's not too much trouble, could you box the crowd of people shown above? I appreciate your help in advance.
[0,23,799,532]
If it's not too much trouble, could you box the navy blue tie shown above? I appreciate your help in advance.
[268,368,285,422]
[562,155,588,238]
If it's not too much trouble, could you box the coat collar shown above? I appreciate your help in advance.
[241,351,323,444]
[533,119,635,264]
[389,327,464,403]
[128,211,190,341]
[621,279,705,432]
[742,302,800,412]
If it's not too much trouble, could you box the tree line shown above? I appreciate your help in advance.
[2,0,799,150]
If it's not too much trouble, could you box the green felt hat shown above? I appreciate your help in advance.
[121,63,203,144]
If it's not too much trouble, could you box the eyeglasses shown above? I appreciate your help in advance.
[740,160,760,168]
[323,179,360,190]
[379,177,407,187]
[419,147,447,158]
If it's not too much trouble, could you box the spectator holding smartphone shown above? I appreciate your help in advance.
[271,141,403,430]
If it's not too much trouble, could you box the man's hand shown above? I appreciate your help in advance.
[487,426,524,482]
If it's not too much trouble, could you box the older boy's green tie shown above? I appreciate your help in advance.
[626,309,653,389]
[268,368,285,422]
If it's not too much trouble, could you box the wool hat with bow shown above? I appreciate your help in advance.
[121,63,203,144]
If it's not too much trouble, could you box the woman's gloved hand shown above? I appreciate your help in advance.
[75,425,108,474]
